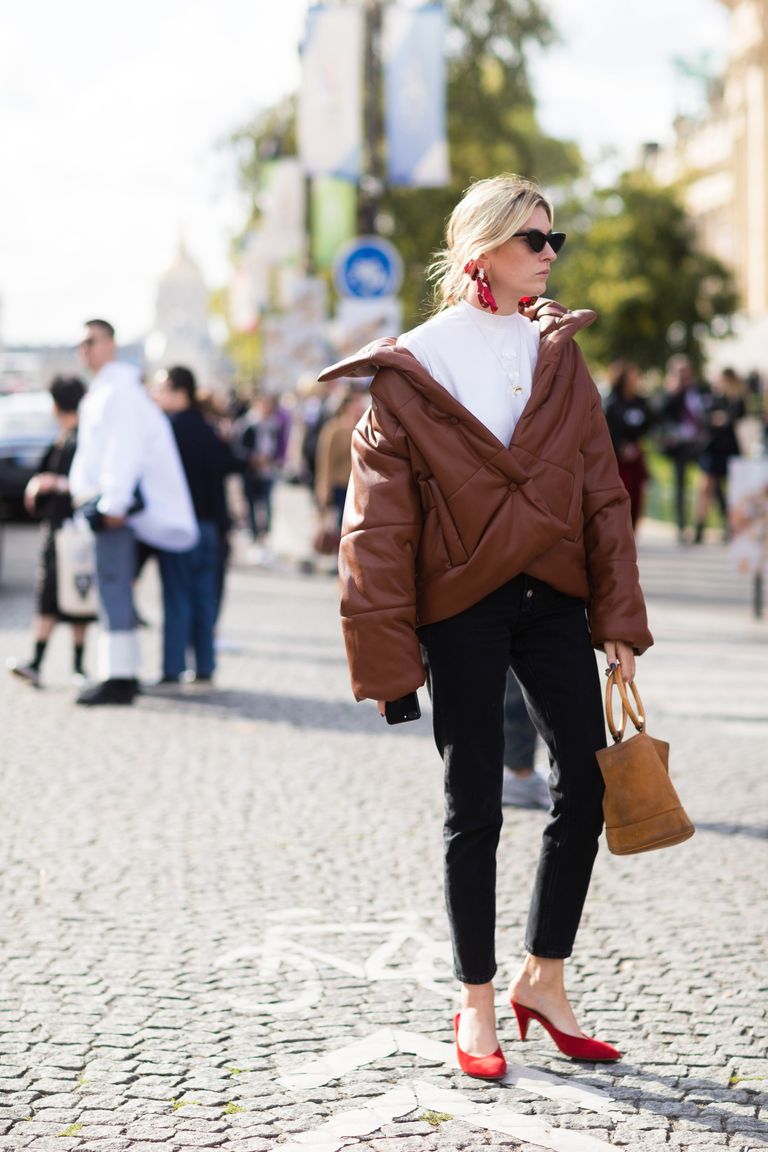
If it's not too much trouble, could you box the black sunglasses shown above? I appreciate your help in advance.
[512,229,566,254]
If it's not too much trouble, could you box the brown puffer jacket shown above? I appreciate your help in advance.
[318,298,653,702]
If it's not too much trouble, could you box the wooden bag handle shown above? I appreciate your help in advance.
[604,666,646,744]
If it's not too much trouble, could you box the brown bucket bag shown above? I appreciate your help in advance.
[596,668,695,855]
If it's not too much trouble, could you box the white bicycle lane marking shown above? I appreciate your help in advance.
[279,1080,616,1152]
[216,911,620,1151]
[279,1027,614,1112]
[215,910,454,1013]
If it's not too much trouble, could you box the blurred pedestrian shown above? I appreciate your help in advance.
[234,393,290,564]
[69,319,198,706]
[693,366,747,543]
[501,669,549,809]
[196,389,242,626]
[151,366,242,685]
[313,385,369,554]
[603,360,652,529]
[655,354,710,543]
[5,375,94,687]
[320,174,653,1078]
[298,378,335,490]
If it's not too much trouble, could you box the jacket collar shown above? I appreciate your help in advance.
[319,299,597,473]
[317,298,597,460]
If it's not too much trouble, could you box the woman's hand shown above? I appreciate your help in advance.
[604,640,636,683]
[376,700,386,717]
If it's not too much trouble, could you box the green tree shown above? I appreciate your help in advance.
[228,96,297,228]
[384,0,581,323]
[227,1,582,329]
[549,173,738,373]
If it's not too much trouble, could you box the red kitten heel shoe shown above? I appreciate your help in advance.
[454,1013,507,1080]
[510,1000,621,1062]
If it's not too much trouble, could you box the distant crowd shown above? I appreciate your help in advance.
[6,318,367,702]
[5,320,767,702]
[602,353,767,544]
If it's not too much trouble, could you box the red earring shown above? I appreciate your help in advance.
[475,269,498,313]
[463,261,498,312]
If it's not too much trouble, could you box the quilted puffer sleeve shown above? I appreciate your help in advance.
[339,392,427,702]
[577,349,654,654]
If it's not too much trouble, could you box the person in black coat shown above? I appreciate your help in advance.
[151,366,242,685]
[656,355,711,543]
[693,367,747,543]
[603,360,653,529]
[6,376,94,687]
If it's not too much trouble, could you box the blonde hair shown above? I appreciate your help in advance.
[427,174,553,312]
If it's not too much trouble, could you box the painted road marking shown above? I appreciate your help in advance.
[226,909,620,1151]
[279,1084,417,1152]
[215,912,453,1014]
[412,1080,616,1152]
[279,1079,616,1152]
[279,1027,614,1112]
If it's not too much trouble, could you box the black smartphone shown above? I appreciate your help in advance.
[385,692,421,725]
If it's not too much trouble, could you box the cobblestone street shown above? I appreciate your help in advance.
[0,484,766,1152]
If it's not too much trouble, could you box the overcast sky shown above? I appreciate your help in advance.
[0,0,730,346]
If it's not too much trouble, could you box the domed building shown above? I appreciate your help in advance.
[145,241,225,389]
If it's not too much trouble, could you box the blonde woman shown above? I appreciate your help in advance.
[319,175,653,1078]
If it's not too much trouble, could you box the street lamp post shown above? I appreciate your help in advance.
[359,0,385,235]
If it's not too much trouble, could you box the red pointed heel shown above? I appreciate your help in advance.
[510,1000,621,1062]
[454,1012,507,1080]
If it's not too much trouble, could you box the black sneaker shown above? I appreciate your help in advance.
[6,658,40,687]
[76,678,138,706]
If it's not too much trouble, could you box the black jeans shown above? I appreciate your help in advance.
[418,574,606,984]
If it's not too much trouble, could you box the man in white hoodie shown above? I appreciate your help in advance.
[69,319,198,705]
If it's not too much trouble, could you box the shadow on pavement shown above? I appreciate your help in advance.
[571,1059,768,1145]
[694,820,768,840]
[139,685,433,737]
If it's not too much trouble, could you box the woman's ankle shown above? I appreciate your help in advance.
[511,955,566,999]
[457,983,499,1054]
[461,980,495,1009]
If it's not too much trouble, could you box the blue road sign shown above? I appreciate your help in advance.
[333,236,404,299]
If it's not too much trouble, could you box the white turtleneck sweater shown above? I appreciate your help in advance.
[397,300,540,447]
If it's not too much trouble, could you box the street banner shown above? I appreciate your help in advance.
[260,159,306,264]
[382,3,450,187]
[298,4,365,181]
[311,178,357,270]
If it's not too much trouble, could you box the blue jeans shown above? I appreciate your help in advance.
[243,474,273,541]
[158,521,219,679]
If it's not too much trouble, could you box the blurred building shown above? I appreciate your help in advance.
[647,0,768,371]
[144,241,229,390]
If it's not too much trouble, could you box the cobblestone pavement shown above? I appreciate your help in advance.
[0,485,766,1152]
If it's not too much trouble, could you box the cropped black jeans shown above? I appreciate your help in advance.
[418,574,606,984]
